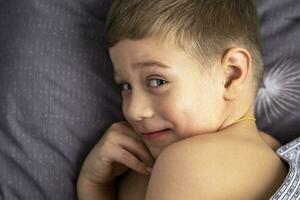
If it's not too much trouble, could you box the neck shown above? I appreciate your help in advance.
[217,104,257,132]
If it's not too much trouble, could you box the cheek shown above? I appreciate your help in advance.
[157,89,221,136]
[121,97,130,120]
[157,93,196,135]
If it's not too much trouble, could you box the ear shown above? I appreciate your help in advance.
[221,47,251,101]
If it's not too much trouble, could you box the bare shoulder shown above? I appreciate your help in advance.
[259,131,282,150]
[145,133,288,200]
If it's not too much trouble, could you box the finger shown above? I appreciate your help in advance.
[113,132,155,167]
[112,145,150,175]
[121,140,154,167]
[109,122,155,165]
[116,121,142,141]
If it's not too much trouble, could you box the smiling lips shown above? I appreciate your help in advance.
[141,129,171,140]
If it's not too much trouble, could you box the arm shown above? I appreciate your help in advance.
[117,170,150,200]
[144,135,283,200]
[78,170,149,200]
[77,178,116,200]
[77,121,154,200]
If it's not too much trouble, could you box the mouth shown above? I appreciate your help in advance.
[141,129,171,140]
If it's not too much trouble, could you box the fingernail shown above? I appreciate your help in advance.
[146,167,152,173]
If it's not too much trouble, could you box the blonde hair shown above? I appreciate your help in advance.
[105,0,263,90]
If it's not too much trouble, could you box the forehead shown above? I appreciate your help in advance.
[113,60,171,79]
[109,37,204,79]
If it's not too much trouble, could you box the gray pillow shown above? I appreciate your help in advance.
[255,0,300,145]
[1,0,300,199]
[0,0,123,199]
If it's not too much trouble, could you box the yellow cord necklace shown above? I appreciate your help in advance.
[234,116,256,124]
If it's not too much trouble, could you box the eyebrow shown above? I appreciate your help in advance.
[114,60,171,80]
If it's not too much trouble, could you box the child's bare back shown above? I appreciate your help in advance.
[118,132,287,200]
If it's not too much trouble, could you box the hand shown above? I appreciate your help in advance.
[78,121,155,187]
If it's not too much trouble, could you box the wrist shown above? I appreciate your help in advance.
[77,177,116,200]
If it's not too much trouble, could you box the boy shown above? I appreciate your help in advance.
[77,0,288,199]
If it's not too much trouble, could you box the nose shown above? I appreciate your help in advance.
[124,90,154,121]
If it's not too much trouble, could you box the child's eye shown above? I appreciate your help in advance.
[118,83,131,92]
[117,78,168,92]
[148,79,168,88]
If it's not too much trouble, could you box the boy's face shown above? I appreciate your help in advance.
[109,36,226,158]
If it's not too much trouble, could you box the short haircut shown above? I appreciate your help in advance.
[105,0,263,91]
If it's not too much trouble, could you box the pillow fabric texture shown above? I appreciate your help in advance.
[0,0,123,199]
[0,0,300,199]
[255,0,300,145]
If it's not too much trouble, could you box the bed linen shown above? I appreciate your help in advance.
[0,0,299,199]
